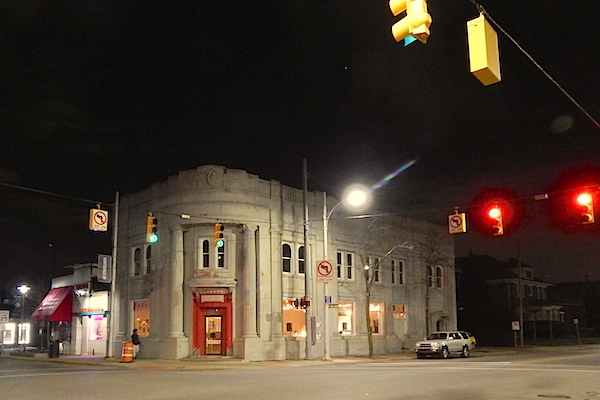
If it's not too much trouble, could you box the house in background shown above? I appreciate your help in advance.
[456,253,562,346]
[548,279,600,337]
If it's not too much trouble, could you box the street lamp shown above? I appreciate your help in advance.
[322,186,368,360]
[17,284,30,352]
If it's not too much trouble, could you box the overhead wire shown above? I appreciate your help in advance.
[468,0,600,130]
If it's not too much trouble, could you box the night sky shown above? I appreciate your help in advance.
[1,0,599,296]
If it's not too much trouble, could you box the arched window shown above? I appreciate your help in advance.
[282,244,291,273]
[134,248,141,276]
[202,240,210,268]
[436,266,443,288]
[145,246,152,273]
[217,243,225,268]
[427,265,434,287]
[298,246,305,274]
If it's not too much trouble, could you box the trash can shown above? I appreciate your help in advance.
[48,340,60,358]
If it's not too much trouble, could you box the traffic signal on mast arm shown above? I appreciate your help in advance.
[467,13,501,86]
[487,205,504,236]
[213,222,224,248]
[389,0,432,45]
[576,192,595,224]
[146,213,158,243]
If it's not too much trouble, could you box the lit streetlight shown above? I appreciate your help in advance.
[17,284,30,352]
[322,186,369,360]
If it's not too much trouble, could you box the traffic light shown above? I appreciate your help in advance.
[146,214,158,243]
[467,13,501,86]
[213,222,224,247]
[576,192,595,224]
[487,205,504,236]
[389,0,432,45]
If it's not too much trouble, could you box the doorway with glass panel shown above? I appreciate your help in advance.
[205,316,222,355]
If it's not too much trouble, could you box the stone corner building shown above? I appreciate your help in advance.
[114,165,457,360]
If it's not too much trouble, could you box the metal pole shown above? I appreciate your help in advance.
[518,242,524,347]
[302,159,313,360]
[322,192,331,361]
[106,191,119,358]
[21,292,26,352]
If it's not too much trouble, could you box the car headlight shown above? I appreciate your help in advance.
[431,342,441,350]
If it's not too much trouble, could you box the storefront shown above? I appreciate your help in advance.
[72,290,109,356]
[33,270,110,356]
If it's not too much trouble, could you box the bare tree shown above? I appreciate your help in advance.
[353,216,414,357]
[413,225,454,335]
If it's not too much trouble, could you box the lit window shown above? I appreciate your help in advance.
[282,300,305,336]
[337,302,354,335]
[133,300,150,336]
[369,303,383,334]
[282,244,291,273]
[392,304,405,318]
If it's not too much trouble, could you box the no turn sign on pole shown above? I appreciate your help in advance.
[89,208,109,232]
[316,260,334,283]
[448,211,466,234]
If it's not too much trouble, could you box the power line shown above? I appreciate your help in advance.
[469,0,600,130]
[0,182,113,207]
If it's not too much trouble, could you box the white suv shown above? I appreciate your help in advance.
[415,331,472,359]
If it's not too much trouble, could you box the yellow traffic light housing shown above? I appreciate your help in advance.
[213,222,224,247]
[488,206,504,236]
[146,214,158,243]
[577,192,595,224]
[389,0,432,45]
[467,13,501,86]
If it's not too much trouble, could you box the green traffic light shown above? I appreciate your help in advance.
[216,239,224,248]
[148,233,159,243]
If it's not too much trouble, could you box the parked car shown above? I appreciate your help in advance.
[415,331,472,359]
[460,331,477,349]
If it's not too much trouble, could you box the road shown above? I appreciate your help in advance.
[1,348,600,400]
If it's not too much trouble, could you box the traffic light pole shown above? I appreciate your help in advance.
[106,191,119,358]
[302,159,313,360]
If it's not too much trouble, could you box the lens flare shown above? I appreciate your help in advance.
[370,158,419,191]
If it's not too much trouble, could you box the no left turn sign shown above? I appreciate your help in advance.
[316,260,334,283]
[89,208,109,232]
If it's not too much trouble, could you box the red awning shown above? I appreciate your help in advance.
[31,286,73,322]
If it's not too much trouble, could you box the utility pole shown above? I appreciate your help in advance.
[302,159,313,360]
[106,191,119,358]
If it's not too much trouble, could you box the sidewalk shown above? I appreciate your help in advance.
[1,347,520,371]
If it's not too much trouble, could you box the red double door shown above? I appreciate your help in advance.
[193,291,233,356]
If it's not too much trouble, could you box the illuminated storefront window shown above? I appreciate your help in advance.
[337,302,354,335]
[369,303,383,334]
[89,316,105,341]
[282,300,305,336]
[133,300,150,335]
[2,323,30,345]
[392,304,405,318]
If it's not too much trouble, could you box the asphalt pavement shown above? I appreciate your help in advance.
[0,346,522,371]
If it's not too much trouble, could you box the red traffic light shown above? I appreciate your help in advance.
[576,192,594,224]
[487,205,504,236]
